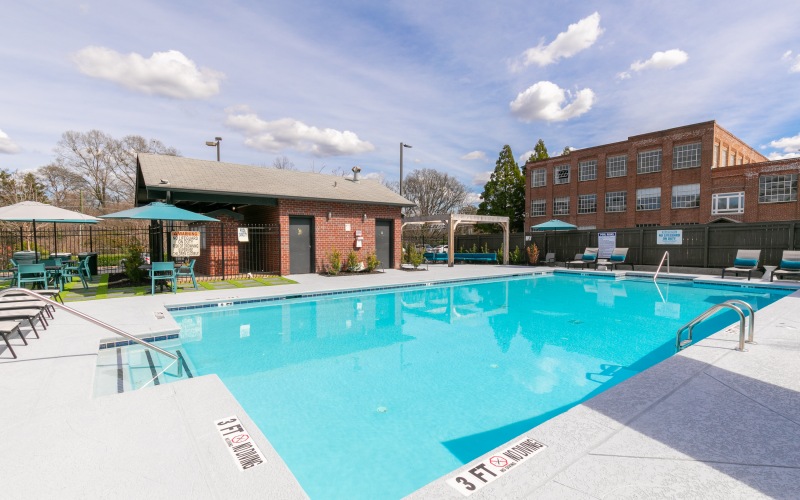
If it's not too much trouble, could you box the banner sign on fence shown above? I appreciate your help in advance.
[656,229,683,245]
[598,232,616,259]
[238,227,249,242]
[171,231,201,257]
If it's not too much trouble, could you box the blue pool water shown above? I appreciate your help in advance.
[168,274,790,499]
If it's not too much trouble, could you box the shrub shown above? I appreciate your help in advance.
[526,243,540,265]
[510,245,523,264]
[328,249,342,275]
[409,246,424,268]
[123,243,146,284]
[347,251,360,272]
[366,252,380,272]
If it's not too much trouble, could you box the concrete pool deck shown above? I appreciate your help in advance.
[0,265,798,499]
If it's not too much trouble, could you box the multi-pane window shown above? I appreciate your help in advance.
[531,168,546,187]
[713,144,719,167]
[637,150,662,174]
[605,191,626,212]
[720,149,728,168]
[553,196,570,215]
[530,199,546,216]
[578,194,597,214]
[579,160,597,181]
[606,155,627,178]
[554,164,570,185]
[673,142,702,169]
[636,187,661,211]
[672,183,700,208]
[712,192,744,214]
[759,174,798,203]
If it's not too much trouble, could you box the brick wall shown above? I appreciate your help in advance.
[525,121,800,230]
[193,214,240,276]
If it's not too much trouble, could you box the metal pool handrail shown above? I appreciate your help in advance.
[654,251,670,281]
[0,287,177,360]
[676,300,754,352]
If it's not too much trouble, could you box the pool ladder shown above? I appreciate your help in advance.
[676,299,755,352]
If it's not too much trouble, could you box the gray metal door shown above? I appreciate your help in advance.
[375,219,392,270]
[289,217,313,274]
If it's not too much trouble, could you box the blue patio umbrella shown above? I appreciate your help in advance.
[99,202,218,222]
[531,219,577,231]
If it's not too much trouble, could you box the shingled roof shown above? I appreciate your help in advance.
[137,153,415,207]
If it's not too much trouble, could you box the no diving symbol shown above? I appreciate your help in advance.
[231,434,249,444]
[489,456,508,467]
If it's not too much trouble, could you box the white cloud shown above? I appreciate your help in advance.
[509,81,594,122]
[461,151,487,161]
[464,192,482,206]
[513,12,602,69]
[518,150,534,164]
[782,50,800,73]
[225,107,375,157]
[73,46,224,99]
[619,49,689,79]
[472,171,492,186]
[770,133,800,153]
[767,152,800,160]
[0,129,20,154]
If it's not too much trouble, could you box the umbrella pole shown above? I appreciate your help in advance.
[33,220,38,262]
[53,223,57,257]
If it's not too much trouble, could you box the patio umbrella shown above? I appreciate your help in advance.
[531,219,576,257]
[100,202,218,261]
[0,201,101,261]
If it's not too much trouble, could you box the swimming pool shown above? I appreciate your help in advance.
[155,275,789,498]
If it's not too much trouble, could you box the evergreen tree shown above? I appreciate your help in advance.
[528,139,549,163]
[477,145,525,232]
[561,146,572,156]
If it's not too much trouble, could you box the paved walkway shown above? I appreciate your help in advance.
[0,265,798,499]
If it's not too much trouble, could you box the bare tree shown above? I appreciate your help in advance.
[272,155,296,170]
[113,135,179,201]
[400,168,468,217]
[37,163,88,207]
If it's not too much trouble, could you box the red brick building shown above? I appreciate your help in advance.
[136,154,414,275]
[525,121,799,230]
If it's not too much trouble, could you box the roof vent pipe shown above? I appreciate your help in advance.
[351,165,361,182]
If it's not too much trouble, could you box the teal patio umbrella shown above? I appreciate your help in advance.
[101,202,218,261]
[531,219,576,257]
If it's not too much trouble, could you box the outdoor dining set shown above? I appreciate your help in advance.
[11,256,92,291]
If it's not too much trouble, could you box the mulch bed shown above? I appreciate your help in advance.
[106,272,139,289]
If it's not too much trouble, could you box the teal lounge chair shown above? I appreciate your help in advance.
[771,250,800,282]
[566,248,598,269]
[722,249,761,281]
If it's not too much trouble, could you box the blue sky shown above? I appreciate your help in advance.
[2,1,800,204]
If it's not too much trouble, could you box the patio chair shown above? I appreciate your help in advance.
[771,250,800,282]
[598,248,632,271]
[566,248,599,269]
[61,259,88,289]
[16,263,48,290]
[721,249,761,281]
[149,262,177,294]
[176,259,198,289]
[79,257,92,283]
[0,320,25,359]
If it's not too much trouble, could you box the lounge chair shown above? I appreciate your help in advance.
[0,308,48,338]
[566,248,598,269]
[544,253,556,266]
[721,249,761,281]
[4,289,63,304]
[597,248,633,270]
[771,250,800,282]
[0,320,25,359]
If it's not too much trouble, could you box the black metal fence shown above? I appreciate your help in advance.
[0,221,281,277]
[405,221,800,268]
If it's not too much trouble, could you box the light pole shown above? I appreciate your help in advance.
[400,142,412,196]
[206,137,222,161]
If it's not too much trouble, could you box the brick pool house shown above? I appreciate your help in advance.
[135,154,414,276]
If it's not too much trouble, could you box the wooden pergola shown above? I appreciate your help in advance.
[402,213,510,266]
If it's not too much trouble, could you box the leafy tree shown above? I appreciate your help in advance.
[561,146,572,156]
[528,139,549,163]
[477,145,525,232]
[0,168,47,205]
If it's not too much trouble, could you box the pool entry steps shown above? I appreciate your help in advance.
[95,342,193,395]
[676,299,755,351]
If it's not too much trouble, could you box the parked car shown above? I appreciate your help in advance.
[433,245,448,253]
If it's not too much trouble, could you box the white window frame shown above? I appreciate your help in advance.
[673,142,702,169]
[759,174,798,203]
[637,150,662,174]
[553,196,570,216]
[531,168,546,187]
[578,193,597,214]
[554,164,570,185]
[579,160,597,181]
[711,192,744,214]
[636,187,661,211]
[605,191,626,212]
[671,183,700,208]
[530,199,546,217]
[606,155,627,178]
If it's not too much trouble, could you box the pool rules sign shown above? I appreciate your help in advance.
[171,231,201,257]
[447,437,546,496]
